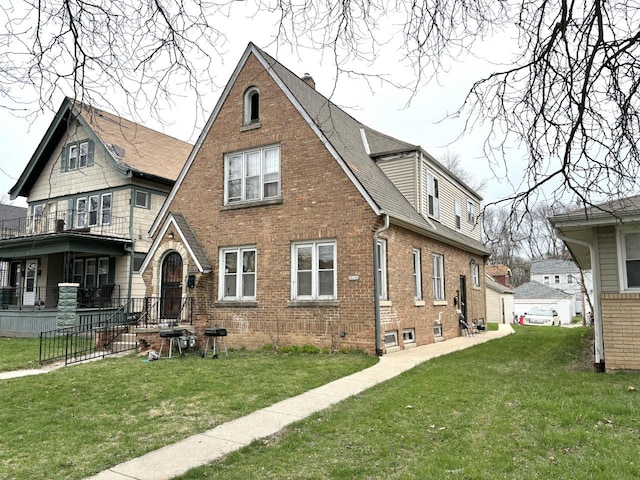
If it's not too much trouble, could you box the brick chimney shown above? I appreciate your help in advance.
[301,73,315,90]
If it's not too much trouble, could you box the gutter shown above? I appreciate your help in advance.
[373,213,389,356]
[557,232,605,371]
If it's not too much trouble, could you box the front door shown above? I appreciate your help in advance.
[459,275,467,322]
[23,259,38,306]
[161,252,183,319]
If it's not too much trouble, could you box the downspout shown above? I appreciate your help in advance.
[557,233,605,371]
[373,213,389,356]
[128,188,135,305]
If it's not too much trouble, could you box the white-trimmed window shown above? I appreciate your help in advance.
[455,200,462,230]
[403,328,416,344]
[292,241,336,300]
[467,200,476,224]
[244,87,260,126]
[88,195,99,226]
[554,275,560,284]
[471,262,480,287]
[427,172,440,219]
[385,330,398,347]
[73,259,84,285]
[413,248,422,300]
[98,257,109,286]
[101,193,112,225]
[567,274,573,284]
[224,146,280,204]
[76,198,87,227]
[64,140,93,171]
[376,239,388,300]
[432,253,445,300]
[543,275,550,285]
[134,190,149,208]
[85,258,96,287]
[621,232,640,289]
[219,247,256,300]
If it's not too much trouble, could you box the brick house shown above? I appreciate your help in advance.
[141,43,489,355]
[550,195,640,372]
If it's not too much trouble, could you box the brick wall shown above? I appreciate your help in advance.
[142,53,486,355]
[601,293,640,372]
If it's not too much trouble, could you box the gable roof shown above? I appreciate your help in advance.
[514,281,573,299]
[530,259,579,275]
[149,43,488,256]
[486,264,511,277]
[139,212,212,274]
[10,98,192,199]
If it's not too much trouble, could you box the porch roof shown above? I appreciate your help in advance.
[0,233,131,259]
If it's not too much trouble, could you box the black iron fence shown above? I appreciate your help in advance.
[0,209,130,240]
[38,296,194,365]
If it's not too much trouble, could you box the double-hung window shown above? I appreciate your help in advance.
[467,201,476,224]
[88,195,99,226]
[101,193,112,225]
[471,262,480,287]
[427,172,440,219]
[455,201,462,230]
[220,247,256,300]
[622,232,640,289]
[292,241,336,300]
[413,248,422,300]
[76,198,87,227]
[224,146,280,204]
[64,140,93,171]
[376,239,388,300]
[432,254,445,300]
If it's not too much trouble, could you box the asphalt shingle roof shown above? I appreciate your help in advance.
[0,204,27,221]
[530,259,580,275]
[514,281,572,299]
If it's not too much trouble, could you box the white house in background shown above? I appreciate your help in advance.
[513,280,573,324]
[485,272,514,324]
[530,259,592,316]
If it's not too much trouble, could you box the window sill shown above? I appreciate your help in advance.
[214,301,258,308]
[433,300,448,306]
[240,122,261,132]
[221,197,283,211]
[287,300,339,308]
[414,300,426,307]
[379,300,392,307]
[472,286,481,291]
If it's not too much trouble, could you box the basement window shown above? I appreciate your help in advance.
[384,330,398,348]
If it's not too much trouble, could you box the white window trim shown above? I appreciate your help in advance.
[291,240,337,300]
[432,253,445,301]
[455,200,462,230]
[224,145,280,205]
[76,197,87,227]
[384,330,398,347]
[467,200,476,225]
[427,172,440,219]
[617,229,640,291]
[471,262,480,287]
[413,248,422,300]
[88,194,99,226]
[403,328,416,344]
[219,246,257,301]
[377,239,388,300]
[101,193,112,225]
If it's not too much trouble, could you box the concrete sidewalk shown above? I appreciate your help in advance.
[86,324,514,480]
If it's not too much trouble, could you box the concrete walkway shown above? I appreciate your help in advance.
[83,324,514,480]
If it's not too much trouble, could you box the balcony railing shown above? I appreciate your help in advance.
[0,209,130,240]
[0,284,121,310]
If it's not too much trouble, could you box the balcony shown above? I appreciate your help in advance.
[0,209,130,240]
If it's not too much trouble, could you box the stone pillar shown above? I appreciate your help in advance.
[57,283,79,328]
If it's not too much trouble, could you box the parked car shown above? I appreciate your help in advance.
[524,308,558,325]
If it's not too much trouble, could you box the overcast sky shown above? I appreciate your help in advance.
[0,9,530,208]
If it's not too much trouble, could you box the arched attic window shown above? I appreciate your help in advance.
[244,87,260,126]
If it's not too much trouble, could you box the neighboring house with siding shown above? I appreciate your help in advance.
[485,272,514,324]
[140,42,489,355]
[0,98,191,335]
[513,281,573,324]
[530,259,592,316]
[550,195,640,372]
[0,204,27,288]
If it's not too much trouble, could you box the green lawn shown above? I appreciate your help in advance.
[0,337,41,371]
[177,327,640,480]
[0,349,376,480]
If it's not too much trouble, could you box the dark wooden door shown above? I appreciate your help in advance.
[161,252,183,319]
[459,275,467,321]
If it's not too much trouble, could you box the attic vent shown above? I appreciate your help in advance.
[301,73,315,90]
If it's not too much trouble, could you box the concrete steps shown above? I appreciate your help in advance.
[111,332,137,353]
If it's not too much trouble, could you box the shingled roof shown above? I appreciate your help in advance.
[514,281,572,299]
[260,48,488,254]
[530,259,580,275]
[10,98,192,199]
